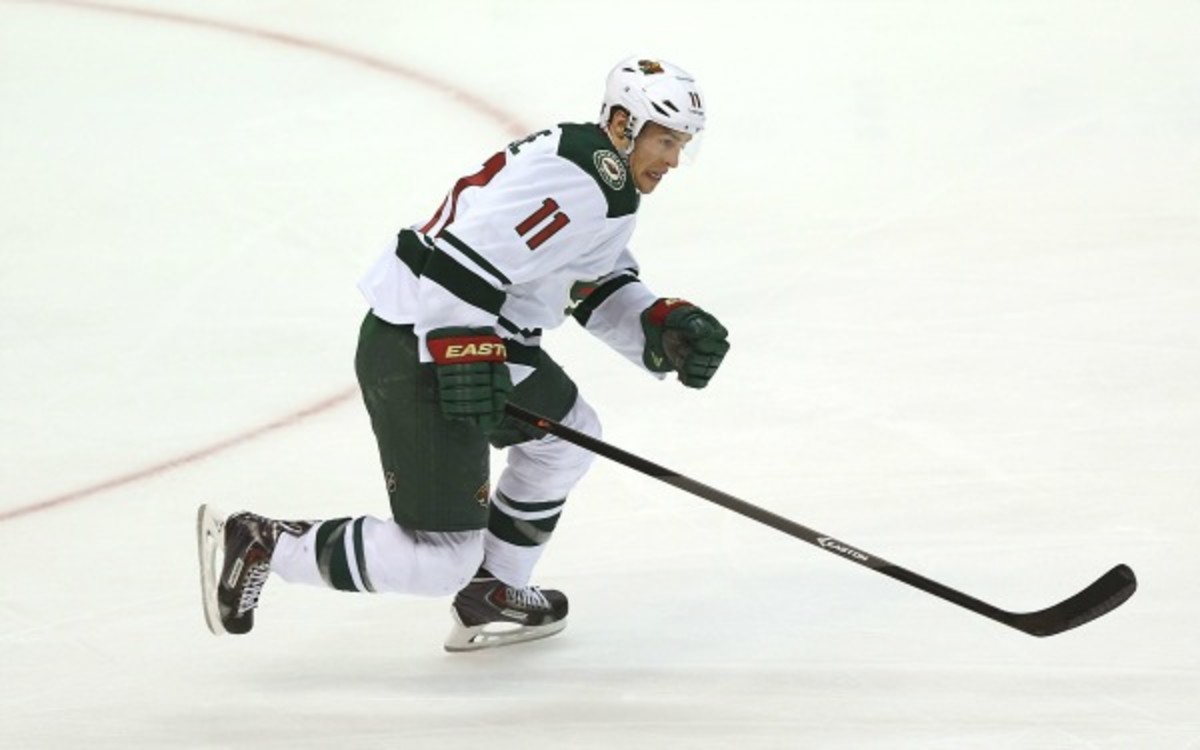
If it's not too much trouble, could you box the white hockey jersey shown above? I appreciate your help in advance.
[359,123,660,383]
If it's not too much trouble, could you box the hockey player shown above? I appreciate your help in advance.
[197,57,730,651]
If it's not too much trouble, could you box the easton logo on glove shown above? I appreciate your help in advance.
[426,327,513,434]
[428,336,507,363]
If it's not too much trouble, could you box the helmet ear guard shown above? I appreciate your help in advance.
[600,57,705,153]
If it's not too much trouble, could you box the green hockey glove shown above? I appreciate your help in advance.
[641,298,730,389]
[426,327,512,433]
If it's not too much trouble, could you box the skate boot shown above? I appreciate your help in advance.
[444,568,569,652]
[196,504,312,636]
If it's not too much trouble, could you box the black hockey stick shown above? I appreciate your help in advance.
[505,403,1136,637]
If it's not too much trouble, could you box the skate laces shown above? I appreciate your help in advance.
[232,516,274,616]
[236,562,270,616]
[504,585,551,611]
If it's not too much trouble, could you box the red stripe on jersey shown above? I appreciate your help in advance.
[421,150,507,235]
[419,196,449,235]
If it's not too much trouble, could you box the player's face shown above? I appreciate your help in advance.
[629,122,692,194]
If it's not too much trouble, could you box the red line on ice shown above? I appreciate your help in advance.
[3,0,527,521]
[0,390,358,522]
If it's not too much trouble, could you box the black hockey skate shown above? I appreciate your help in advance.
[444,568,569,652]
[196,504,311,636]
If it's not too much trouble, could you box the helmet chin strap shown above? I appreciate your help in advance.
[617,125,635,157]
[622,115,641,151]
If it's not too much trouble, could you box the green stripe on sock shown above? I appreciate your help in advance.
[488,511,561,547]
[498,495,566,514]
[315,518,357,592]
[488,494,564,547]
[352,517,375,593]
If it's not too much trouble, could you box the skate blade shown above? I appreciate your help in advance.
[196,504,228,636]
[443,611,567,653]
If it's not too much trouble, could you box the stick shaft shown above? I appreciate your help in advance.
[504,402,1136,636]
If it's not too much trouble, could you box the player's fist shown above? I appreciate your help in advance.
[641,298,730,389]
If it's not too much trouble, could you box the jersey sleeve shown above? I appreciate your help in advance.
[569,247,663,374]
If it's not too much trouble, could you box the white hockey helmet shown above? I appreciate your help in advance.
[599,57,706,147]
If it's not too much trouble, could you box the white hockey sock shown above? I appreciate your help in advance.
[483,531,547,588]
[270,516,484,597]
[270,527,325,587]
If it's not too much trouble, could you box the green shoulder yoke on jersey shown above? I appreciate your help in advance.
[556,123,640,219]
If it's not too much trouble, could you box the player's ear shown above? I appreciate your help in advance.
[605,107,631,151]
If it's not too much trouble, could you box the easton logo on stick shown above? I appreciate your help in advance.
[817,536,870,562]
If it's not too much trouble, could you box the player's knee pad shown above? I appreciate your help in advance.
[498,394,600,500]
[562,393,601,440]
[359,520,484,596]
[408,529,486,596]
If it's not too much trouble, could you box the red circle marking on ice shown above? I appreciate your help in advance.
[1,0,528,522]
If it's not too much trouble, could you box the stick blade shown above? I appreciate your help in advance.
[1008,564,1137,637]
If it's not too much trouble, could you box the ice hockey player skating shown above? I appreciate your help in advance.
[197,57,730,652]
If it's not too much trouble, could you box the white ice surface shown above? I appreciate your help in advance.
[1,1,1198,748]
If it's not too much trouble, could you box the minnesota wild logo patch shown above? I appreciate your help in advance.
[474,482,491,508]
[592,150,626,191]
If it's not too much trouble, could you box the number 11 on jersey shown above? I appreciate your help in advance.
[515,198,570,250]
